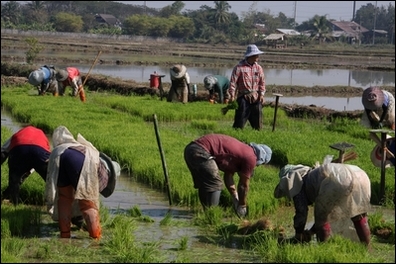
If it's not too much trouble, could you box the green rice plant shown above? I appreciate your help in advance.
[1,237,27,262]
[369,212,395,244]
[192,206,225,227]
[128,205,142,217]
[1,203,42,237]
[176,236,189,251]
[159,212,172,226]
[103,214,164,262]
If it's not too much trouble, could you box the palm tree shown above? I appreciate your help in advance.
[312,15,331,44]
[212,1,231,30]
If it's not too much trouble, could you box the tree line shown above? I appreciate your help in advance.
[1,1,395,45]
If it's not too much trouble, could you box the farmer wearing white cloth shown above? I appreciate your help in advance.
[45,125,120,239]
[274,163,371,248]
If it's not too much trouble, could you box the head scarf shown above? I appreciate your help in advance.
[249,143,272,165]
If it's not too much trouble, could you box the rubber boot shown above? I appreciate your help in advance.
[57,186,74,238]
[316,222,331,242]
[353,215,371,247]
[79,200,101,239]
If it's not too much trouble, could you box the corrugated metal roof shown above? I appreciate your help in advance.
[276,29,301,35]
[264,34,284,40]
[329,21,369,34]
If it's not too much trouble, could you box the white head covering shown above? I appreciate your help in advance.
[249,143,272,165]
[244,44,264,58]
[28,70,44,86]
[203,75,217,90]
[274,164,311,199]
[170,64,187,79]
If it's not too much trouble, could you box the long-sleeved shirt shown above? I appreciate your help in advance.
[209,75,230,103]
[58,67,82,96]
[228,59,265,99]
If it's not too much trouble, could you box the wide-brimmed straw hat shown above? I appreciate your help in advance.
[244,44,264,58]
[28,70,44,86]
[362,86,385,110]
[56,69,69,82]
[99,152,121,198]
[170,64,187,79]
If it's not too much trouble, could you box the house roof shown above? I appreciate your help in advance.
[95,14,119,26]
[264,34,284,40]
[329,21,369,35]
[276,29,301,36]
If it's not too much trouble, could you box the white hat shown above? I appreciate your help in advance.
[203,75,217,90]
[244,44,264,58]
[170,64,187,79]
[28,70,44,86]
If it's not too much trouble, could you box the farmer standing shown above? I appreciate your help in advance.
[1,125,51,205]
[184,133,272,217]
[167,64,191,102]
[203,75,230,104]
[274,162,372,248]
[361,86,395,130]
[45,125,120,239]
[228,44,266,130]
[56,67,86,101]
[28,65,63,96]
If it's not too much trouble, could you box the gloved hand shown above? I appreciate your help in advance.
[236,205,247,218]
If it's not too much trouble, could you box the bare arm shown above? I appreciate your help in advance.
[237,176,250,206]
[224,171,237,197]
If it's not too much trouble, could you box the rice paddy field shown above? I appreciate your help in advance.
[1,83,395,263]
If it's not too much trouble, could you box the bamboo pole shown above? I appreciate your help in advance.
[153,114,172,206]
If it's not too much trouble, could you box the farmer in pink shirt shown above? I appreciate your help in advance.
[228,44,266,130]
[56,67,86,101]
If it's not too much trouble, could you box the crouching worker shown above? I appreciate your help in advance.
[56,67,86,102]
[184,133,272,218]
[1,126,51,205]
[274,162,371,248]
[45,125,120,239]
[28,65,62,96]
[203,75,230,104]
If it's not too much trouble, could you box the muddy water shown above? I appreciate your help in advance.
[1,108,260,263]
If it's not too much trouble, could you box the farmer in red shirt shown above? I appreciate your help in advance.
[56,67,86,102]
[229,44,266,130]
[1,126,51,205]
[184,133,272,218]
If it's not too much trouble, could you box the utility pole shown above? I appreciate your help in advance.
[372,1,377,45]
[293,1,297,29]
[144,1,147,15]
[352,1,356,21]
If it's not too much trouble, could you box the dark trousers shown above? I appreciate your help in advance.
[58,148,85,190]
[232,96,263,130]
[4,145,50,204]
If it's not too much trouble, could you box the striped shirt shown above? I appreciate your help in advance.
[228,59,265,98]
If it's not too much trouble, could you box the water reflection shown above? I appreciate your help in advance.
[62,64,394,89]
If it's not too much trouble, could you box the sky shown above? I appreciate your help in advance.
[116,1,394,24]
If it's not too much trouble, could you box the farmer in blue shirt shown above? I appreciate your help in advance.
[203,75,230,104]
